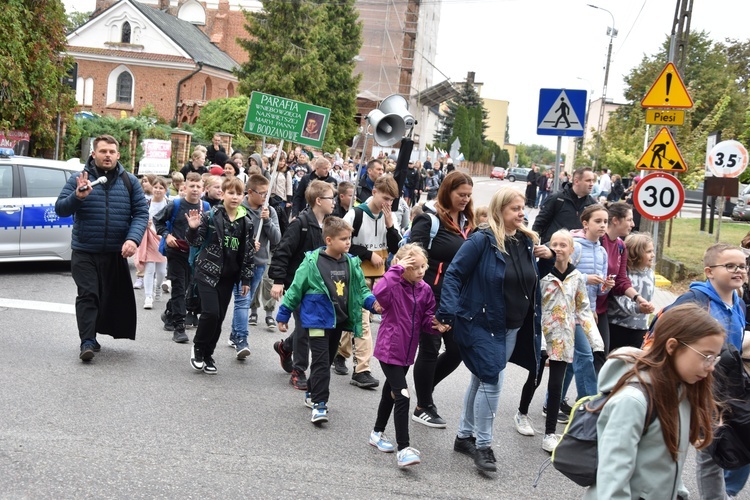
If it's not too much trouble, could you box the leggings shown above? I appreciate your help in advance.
[143,261,166,298]
[413,330,463,409]
[374,362,411,451]
[518,350,548,415]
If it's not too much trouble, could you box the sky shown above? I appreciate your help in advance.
[62,0,750,150]
[432,0,750,149]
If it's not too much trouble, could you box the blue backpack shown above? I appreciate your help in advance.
[399,213,440,249]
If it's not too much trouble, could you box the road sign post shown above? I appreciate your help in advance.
[537,88,587,191]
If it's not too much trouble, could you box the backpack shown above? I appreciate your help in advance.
[534,382,657,488]
[158,198,210,255]
[399,213,439,249]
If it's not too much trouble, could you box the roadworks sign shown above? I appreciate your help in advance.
[636,127,687,172]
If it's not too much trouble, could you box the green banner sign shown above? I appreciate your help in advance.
[243,92,331,149]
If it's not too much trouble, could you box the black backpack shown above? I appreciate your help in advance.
[534,382,656,488]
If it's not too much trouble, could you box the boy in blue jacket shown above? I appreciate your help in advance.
[277,217,381,424]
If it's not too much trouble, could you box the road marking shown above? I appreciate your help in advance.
[0,298,75,314]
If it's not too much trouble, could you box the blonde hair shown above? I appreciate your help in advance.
[203,175,223,190]
[395,242,428,262]
[474,205,489,220]
[625,233,653,270]
[487,187,538,253]
[703,243,744,268]
[550,229,574,264]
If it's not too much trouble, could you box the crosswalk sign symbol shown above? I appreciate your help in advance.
[635,127,687,172]
[641,62,694,109]
[537,89,587,137]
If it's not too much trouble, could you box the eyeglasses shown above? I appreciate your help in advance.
[680,341,721,367]
[708,263,748,273]
[250,188,268,197]
[319,196,335,200]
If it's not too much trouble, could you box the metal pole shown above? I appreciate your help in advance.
[54,113,62,161]
[554,136,562,192]
[255,139,284,242]
[587,5,616,169]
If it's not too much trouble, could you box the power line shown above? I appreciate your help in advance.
[613,0,648,58]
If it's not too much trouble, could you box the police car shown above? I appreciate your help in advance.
[0,149,84,262]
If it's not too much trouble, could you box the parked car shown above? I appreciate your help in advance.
[0,151,84,262]
[684,181,743,217]
[731,184,750,221]
[506,167,531,183]
[490,167,505,180]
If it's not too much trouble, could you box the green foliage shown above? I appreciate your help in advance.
[65,10,91,32]
[63,115,173,171]
[0,0,77,153]
[195,96,252,149]
[236,0,362,152]
[434,79,488,146]
[516,143,558,167]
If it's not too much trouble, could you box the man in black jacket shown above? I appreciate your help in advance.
[356,159,384,204]
[532,167,596,243]
[291,157,337,217]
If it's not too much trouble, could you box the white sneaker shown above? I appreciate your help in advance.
[143,297,153,309]
[162,280,171,294]
[133,277,144,289]
[369,431,395,453]
[514,411,535,436]
[154,286,162,301]
[396,447,421,467]
[542,433,560,453]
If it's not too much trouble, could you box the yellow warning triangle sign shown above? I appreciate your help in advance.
[641,62,693,108]
[636,127,687,172]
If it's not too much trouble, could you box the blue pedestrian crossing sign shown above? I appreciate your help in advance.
[537,89,587,137]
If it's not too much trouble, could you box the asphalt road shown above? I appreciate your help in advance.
[0,177,742,499]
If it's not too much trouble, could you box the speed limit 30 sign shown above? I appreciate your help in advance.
[633,173,685,221]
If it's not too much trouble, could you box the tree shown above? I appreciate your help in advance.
[236,0,362,152]
[0,0,76,153]
[66,10,91,33]
[195,96,252,150]
[433,79,488,147]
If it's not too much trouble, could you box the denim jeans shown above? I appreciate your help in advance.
[561,324,598,401]
[457,327,518,449]
[535,190,548,208]
[725,464,750,496]
[230,264,266,342]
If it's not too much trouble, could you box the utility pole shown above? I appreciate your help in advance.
[642,0,692,261]
[587,4,617,169]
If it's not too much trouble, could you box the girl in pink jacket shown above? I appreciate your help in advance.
[369,244,445,468]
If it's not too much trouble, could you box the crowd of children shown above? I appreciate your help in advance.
[117,146,750,496]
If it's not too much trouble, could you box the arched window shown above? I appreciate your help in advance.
[121,21,131,43]
[202,77,212,100]
[226,83,234,98]
[116,72,132,103]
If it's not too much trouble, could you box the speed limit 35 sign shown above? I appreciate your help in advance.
[633,173,685,221]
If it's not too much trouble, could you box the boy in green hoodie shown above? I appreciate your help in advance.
[277,217,380,424]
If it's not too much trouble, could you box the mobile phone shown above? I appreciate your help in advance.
[608,274,616,280]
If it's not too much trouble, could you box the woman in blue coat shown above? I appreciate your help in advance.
[435,187,555,473]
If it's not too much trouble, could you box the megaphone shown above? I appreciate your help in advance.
[366,94,415,147]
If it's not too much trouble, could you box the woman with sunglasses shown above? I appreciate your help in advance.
[585,303,723,499]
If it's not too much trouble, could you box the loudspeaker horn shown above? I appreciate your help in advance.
[366,94,415,147]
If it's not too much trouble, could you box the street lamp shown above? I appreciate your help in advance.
[587,4,617,169]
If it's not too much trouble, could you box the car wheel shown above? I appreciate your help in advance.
[508,176,515,183]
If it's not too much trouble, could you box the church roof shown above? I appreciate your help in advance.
[129,0,238,72]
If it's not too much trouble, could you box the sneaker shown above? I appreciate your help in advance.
[453,435,476,457]
[172,328,189,343]
[396,447,421,467]
[185,312,198,329]
[311,402,328,423]
[133,277,144,289]
[304,392,313,409]
[227,335,237,348]
[369,431,395,453]
[514,411,535,436]
[265,316,277,330]
[203,355,217,374]
[474,447,497,472]
[332,354,348,375]
[79,342,96,361]
[161,311,175,331]
[190,346,205,371]
[273,340,294,373]
[290,370,308,391]
[154,287,162,301]
[542,405,569,425]
[92,340,101,352]
[235,340,251,360]
[542,433,561,453]
[350,370,379,388]
[143,297,153,309]
[560,398,574,416]
[412,405,447,428]
[162,280,171,294]
[248,313,258,326]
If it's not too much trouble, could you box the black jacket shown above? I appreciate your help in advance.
[291,172,337,217]
[532,185,596,243]
[268,210,325,289]
[357,174,374,204]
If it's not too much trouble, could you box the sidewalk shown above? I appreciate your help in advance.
[652,287,677,310]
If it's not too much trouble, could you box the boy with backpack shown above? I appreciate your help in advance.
[333,176,401,388]
[228,174,280,358]
[277,217,380,424]
[153,172,208,343]
[269,180,335,390]
[186,177,255,374]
